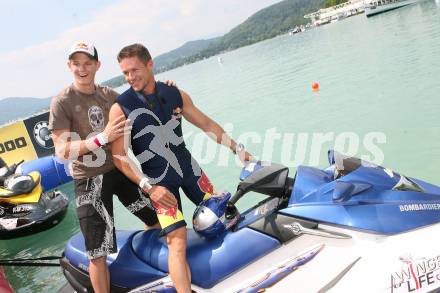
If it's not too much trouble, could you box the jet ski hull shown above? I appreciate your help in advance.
[0,190,69,239]
[60,220,440,293]
[60,151,440,292]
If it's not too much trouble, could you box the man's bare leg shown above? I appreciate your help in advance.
[186,262,191,283]
[167,227,191,293]
[89,256,110,293]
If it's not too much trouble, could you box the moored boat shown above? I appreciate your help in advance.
[365,0,421,17]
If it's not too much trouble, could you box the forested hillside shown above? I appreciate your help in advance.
[103,0,325,87]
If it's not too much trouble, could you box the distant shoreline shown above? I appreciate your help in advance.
[103,0,325,89]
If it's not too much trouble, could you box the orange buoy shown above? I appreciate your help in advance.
[312,82,319,92]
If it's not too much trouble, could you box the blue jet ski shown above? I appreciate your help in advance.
[60,150,440,293]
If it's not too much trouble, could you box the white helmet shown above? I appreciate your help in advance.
[193,192,240,238]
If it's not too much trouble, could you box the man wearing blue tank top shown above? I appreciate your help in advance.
[109,43,252,293]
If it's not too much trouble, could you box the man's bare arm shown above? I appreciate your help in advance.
[109,104,145,184]
[180,90,253,161]
[51,115,129,161]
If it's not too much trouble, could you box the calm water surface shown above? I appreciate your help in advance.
[2,1,440,291]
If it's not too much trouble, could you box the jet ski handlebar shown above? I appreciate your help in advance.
[0,159,25,186]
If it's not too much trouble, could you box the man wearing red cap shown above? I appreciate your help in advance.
[49,42,160,293]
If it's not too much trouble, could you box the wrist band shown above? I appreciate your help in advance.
[139,177,152,191]
[96,133,108,146]
[93,136,102,147]
[93,133,107,147]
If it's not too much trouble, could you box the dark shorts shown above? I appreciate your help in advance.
[144,150,214,236]
[74,168,158,259]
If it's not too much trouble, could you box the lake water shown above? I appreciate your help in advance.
[2,1,440,291]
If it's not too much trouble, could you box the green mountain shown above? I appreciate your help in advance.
[103,0,324,87]
[212,0,323,51]
[154,37,221,72]
[0,97,51,125]
[103,37,221,88]
[167,0,324,70]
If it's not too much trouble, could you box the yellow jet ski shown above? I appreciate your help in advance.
[0,158,68,239]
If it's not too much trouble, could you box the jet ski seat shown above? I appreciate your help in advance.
[132,227,281,288]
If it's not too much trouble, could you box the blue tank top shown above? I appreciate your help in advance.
[116,82,187,175]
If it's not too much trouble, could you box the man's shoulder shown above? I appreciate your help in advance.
[116,87,136,101]
[52,85,76,105]
[96,85,119,102]
[49,86,76,122]
[97,84,118,95]
[157,82,183,106]
[157,81,179,92]
[157,82,182,98]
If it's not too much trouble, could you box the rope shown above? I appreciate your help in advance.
[0,262,60,267]
[0,255,62,267]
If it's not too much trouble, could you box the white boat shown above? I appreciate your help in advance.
[288,26,301,35]
[365,0,420,17]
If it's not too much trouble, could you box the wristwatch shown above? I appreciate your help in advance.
[233,143,245,154]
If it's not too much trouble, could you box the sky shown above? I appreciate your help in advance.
[0,0,281,99]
